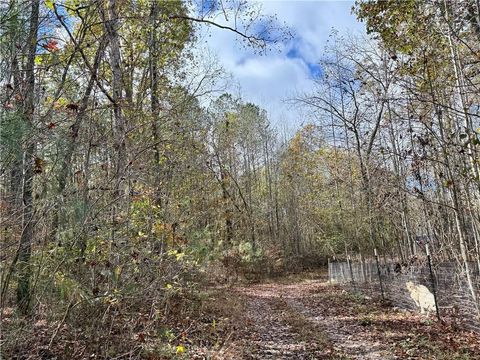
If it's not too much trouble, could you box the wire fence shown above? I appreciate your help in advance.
[328,255,480,332]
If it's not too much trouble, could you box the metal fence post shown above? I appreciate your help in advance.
[426,244,441,321]
[374,248,385,300]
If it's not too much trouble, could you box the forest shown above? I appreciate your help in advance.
[1,0,480,359]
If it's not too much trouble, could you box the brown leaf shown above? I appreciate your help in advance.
[34,157,45,174]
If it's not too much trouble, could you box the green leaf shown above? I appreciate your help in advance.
[45,0,54,11]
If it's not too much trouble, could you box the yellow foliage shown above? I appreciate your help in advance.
[44,0,54,11]
[175,345,185,354]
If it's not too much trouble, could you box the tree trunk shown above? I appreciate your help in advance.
[16,0,40,315]
[101,0,127,199]
[149,0,162,204]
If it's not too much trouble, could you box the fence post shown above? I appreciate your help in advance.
[361,253,367,283]
[348,255,356,291]
[426,244,441,321]
[374,248,385,300]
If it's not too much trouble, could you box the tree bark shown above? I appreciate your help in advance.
[16,0,40,315]
[149,0,162,204]
[101,0,127,199]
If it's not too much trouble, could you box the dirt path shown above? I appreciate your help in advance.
[200,273,480,360]
[220,276,394,359]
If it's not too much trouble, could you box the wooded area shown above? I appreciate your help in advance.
[2,0,480,358]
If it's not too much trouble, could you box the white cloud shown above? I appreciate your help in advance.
[194,0,365,131]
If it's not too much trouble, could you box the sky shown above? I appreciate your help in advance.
[198,0,366,133]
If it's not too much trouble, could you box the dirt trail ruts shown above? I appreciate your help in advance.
[219,275,396,359]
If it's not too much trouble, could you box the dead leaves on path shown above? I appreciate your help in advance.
[297,282,480,359]
[200,275,480,359]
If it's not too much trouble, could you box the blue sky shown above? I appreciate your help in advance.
[200,0,365,132]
